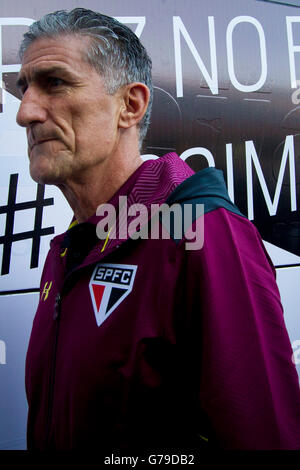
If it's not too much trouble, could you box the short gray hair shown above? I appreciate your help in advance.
[19,8,153,148]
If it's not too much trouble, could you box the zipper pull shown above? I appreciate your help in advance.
[53,293,61,320]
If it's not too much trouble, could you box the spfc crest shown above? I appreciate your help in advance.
[89,263,137,327]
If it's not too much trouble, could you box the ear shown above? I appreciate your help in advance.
[118,82,150,130]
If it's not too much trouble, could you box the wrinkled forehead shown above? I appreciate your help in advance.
[21,33,91,66]
[18,34,94,82]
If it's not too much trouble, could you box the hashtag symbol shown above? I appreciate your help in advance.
[0,173,55,275]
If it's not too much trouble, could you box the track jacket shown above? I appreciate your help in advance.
[25,153,300,450]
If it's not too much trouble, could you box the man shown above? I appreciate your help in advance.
[16,8,300,451]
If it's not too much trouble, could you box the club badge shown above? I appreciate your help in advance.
[89,263,137,327]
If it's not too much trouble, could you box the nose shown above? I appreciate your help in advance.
[16,87,47,128]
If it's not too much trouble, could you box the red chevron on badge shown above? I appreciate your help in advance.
[89,263,137,327]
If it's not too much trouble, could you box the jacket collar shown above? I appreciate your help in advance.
[51,153,194,266]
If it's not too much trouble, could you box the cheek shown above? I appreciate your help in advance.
[71,97,120,151]
[75,115,116,147]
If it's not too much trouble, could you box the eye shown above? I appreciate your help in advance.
[20,84,28,96]
[16,79,28,96]
[47,77,65,88]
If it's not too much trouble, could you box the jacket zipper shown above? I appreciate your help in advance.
[44,292,62,448]
[43,243,121,448]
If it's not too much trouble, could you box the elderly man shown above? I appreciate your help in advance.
[16,8,300,451]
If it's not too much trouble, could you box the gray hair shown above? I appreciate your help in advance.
[19,8,153,148]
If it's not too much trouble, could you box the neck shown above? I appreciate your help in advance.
[58,148,143,223]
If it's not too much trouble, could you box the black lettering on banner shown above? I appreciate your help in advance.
[0,173,54,275]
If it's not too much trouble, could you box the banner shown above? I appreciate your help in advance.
[0,0,300,449]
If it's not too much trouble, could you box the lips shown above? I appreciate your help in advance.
[27,127,59,151]
[29,135,59,153]
[31,138,54,149]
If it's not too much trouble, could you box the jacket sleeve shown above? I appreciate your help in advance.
[183,207,300,449]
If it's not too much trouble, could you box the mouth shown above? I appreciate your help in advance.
[30,138,56,152]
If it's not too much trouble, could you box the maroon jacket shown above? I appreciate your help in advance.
[25,153,300,450]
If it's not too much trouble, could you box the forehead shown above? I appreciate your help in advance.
[19,34,92,78]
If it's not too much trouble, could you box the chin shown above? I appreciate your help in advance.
[30,163,63,185]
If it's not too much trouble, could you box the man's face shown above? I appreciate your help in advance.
[16,35,123,185]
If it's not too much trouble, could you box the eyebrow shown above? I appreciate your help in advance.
[16,65,75,89]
